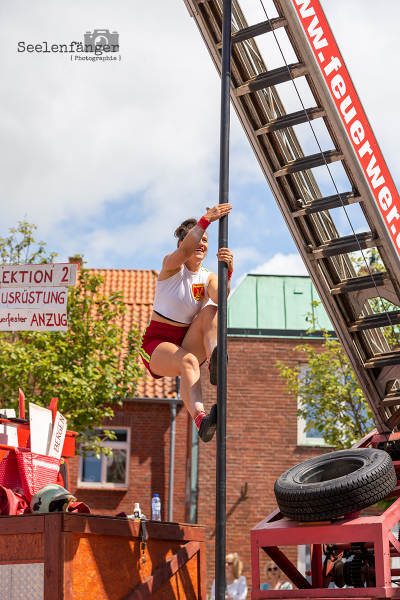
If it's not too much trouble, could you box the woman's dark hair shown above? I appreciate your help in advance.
[174,218,198,246]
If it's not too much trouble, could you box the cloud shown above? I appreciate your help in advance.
[0,0,222,235]
[230,252,309,295]
[230,246,263,269]
[251,253,309,276]
[0,0,399,275]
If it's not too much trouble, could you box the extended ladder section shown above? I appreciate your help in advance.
[183,0,400,432]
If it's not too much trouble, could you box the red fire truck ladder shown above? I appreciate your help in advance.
[183,0,400,434]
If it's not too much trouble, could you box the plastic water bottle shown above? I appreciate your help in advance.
[151,494,161,521]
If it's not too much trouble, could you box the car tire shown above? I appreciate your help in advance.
[274,448,396,522]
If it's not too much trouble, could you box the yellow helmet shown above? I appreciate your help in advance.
[30,484,76,513]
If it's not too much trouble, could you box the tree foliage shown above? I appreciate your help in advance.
[0,221,58,265]
[276,302,375,449]
[0,222,143,455]
[353,248,400,349]
[275,247,400,449]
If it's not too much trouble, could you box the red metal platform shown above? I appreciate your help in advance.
[251,432,400,599]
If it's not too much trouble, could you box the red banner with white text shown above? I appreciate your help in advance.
[291,0,400,256]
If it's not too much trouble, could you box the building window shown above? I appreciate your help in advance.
[297,545,311,584]
[187,419,199,524]
[297,364,328,447]
[78,428,130,489]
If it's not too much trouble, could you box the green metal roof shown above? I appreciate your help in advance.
[227,274,334,338]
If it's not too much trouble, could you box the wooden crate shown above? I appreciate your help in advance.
[0,513,206,600]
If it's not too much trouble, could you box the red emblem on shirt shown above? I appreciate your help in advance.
[192,283,205,301]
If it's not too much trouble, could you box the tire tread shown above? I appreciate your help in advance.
[274,449,397,521]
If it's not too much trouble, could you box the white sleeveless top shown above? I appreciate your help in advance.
[152,264,212,324]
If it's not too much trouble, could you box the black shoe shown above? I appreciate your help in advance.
[198,404,218,443]
[209,347,228,386]
[209,346,218,386]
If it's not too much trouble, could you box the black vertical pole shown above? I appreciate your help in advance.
[216,0,231,599]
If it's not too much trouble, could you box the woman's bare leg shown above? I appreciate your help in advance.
[149,342,204,418]
[181,304,218,361]
[149,308,219,442]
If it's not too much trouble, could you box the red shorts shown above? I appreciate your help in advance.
[139,320,189,379]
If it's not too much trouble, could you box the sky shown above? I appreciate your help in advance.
[1,0,399,285]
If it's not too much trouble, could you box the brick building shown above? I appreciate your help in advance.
[68,270,334,594]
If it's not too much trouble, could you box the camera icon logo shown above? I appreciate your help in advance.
[84,29,119,52]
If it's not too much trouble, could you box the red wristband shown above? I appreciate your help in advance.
[228,269,233,280]
[197,216,210,230]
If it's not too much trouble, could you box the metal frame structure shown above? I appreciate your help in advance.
[182,0,400,433]
[250,430,400,598]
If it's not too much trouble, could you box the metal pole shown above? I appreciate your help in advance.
[216,0,231,598]
[168,381,179,522]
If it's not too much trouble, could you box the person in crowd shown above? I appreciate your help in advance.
[261,561,293,590]
[211,553,248,600]
[139,205,233,443]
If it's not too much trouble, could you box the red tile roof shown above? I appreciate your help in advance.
[88,269,177,399]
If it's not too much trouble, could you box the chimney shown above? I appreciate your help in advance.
[69,256,83,267]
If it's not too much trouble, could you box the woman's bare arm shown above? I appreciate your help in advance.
[208,247,234,304]
[161,204,232,274]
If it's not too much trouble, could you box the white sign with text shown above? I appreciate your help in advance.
[48,412,67,459]
[0,287,67,309]
[0,263,77,331]
[0,309,68,331]
[0,263,77,287]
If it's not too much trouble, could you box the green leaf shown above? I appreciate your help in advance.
[0,222,144,456]
[276,303,375,449]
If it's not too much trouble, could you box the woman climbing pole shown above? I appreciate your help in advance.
[139,204,233,443]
